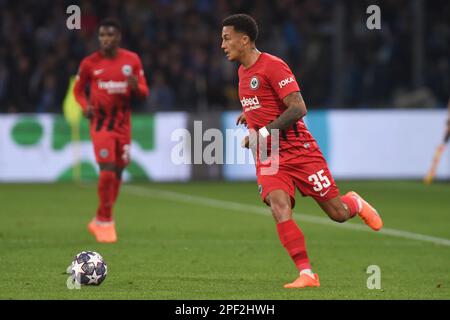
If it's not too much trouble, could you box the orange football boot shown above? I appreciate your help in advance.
[284,273,320,288]
[346,191,383,231]
[88,219,117,243]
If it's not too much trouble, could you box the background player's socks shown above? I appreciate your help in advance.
[112,177,122,203]
[300,268,315,279]
[276,219,311,271]
[341,194,362,218]
[93,219,114,226]
[96,170,116,222]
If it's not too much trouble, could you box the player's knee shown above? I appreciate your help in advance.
[270,200,291,222]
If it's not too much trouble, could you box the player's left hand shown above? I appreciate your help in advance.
[127,75,138,92]
[122,144,131,163]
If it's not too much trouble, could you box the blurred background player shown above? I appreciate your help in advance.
[446,98,450,140]
[222,14,382,288]
[74,18,149,243]
[424,97,450,184]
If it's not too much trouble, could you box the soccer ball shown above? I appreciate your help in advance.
[68,251,108,285]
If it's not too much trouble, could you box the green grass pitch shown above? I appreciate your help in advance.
[0,181,449,299]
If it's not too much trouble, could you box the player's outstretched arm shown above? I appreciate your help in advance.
[264,91,307,133]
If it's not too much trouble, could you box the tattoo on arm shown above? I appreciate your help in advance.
[265,92,307,132]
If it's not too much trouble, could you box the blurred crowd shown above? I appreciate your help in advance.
[0,0,448,113]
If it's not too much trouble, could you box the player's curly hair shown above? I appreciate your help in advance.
[222,14,259,42]
[98,18,122,32]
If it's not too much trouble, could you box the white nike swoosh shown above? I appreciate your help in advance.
[319,189,330,197]
[93,69,104,75]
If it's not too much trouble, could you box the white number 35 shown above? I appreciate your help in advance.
[308,169,331,192]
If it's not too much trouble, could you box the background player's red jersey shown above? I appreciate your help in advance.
[238,53,318,164]
[74,48,149,136]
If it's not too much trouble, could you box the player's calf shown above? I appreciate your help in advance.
[266,190,317,286]
[329,209,349,223]
[317,196,354,223]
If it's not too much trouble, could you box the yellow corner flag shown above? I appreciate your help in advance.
[63,76,82,127]
[63,76,83,181]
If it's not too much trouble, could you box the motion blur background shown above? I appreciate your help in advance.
[0,0,449,182]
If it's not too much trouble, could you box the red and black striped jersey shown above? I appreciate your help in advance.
[74,48,149,135]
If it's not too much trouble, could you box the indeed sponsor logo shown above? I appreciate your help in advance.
[240,95,260,107]
[244,105,261,112]
[278,76,295,88]
[98,80,128,94]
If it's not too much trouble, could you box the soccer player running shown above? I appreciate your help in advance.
[221,14,383,288]
[446,98,450,140]
[74,19,149,243]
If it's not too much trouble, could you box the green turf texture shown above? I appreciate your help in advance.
[0,181,449,299]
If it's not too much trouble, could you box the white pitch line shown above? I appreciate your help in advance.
[123,185,450,247]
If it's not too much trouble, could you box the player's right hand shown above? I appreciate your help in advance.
[241,129,269,149]
[236,112,247,127]
[84,105,94,119]
[241,135,250,149]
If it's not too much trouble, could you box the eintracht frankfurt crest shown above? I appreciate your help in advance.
[250,76,259,90]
